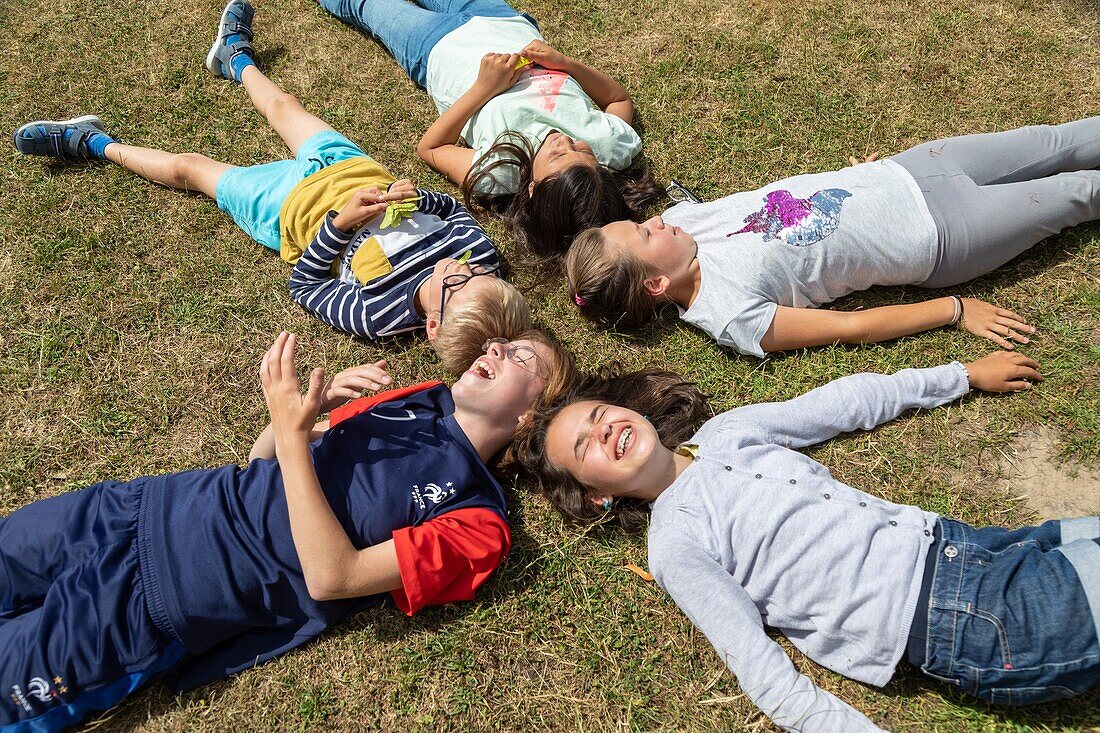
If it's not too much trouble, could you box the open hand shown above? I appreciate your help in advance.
[959,298,1036,349]
[964,351,1044,393]
[260,332,325,442]
[474,53,525,97]
[321,360,392,412]
[519,40,571,70]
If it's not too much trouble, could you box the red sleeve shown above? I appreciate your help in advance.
[390,507,511,616]
[328,381,444,427]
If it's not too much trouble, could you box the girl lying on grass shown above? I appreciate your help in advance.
[315,0,663,260]
[516,351,1099,732]
[13,0,528,375]
[567,118,1100,357]
[0,330,574,732]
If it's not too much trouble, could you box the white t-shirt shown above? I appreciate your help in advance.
[425,16,642,194]
[665,160,938,357]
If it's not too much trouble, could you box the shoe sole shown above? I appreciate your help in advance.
[13,115,105,153]
[205,0,245,77]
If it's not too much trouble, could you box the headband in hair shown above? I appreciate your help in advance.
[574,294,588,307]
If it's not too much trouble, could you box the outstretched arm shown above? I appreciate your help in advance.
[651,534,885,732]
[727,351,1043,449]
[258,332,402,601]
[759,298,1035,353]
[417,53,525,185]
[518,41,634,123]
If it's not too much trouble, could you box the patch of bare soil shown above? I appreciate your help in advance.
[998,427,1100,520]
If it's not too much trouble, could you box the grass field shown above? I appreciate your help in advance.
[1,0,1098,730]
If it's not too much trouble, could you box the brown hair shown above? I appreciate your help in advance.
[498,328,577,468]
[431,279,532,375]
[461,133,665,262]
[565,227,658,329]
[513,367,708,531]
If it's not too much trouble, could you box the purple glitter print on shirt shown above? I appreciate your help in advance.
[729,188,852,246]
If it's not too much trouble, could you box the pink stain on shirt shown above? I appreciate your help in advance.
[529,68,568,113]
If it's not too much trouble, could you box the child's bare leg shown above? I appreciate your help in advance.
[103,144,233,199]
[240,66,335,157]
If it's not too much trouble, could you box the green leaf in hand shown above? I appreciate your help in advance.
[380,197,421,230]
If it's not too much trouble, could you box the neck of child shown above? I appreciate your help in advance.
[667,259,703,310]
[412,279,430,317]
[451,405,513,463]
[626,446,697,503]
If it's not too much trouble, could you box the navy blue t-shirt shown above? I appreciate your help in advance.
[134,384,507,690]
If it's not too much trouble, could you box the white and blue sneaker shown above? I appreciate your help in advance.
[13,115,117,161]
[205,0,256,83]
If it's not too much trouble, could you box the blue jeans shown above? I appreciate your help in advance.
[317,0,532,87]
[915,517,1100,705]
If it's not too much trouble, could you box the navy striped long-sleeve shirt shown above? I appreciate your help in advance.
[288,189,499,340]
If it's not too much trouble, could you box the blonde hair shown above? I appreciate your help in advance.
[432,278,532,375]
[565,227,657,329]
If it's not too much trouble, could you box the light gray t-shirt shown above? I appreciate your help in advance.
[664,160,938,357]
[425,16,643,194]
[648,363,970,733]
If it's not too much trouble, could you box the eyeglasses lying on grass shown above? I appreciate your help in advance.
[482,337,548,380]
[439,262,500,324]
[665,179,702,204]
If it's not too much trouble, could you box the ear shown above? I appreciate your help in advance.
[642,274,670,298]
[516,410,533,428]
[527,180,536,198]
[589,494,612,509]
[424,312,441,342]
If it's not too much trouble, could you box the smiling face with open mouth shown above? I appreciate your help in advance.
[544,400,663,498]
[452,338,551,425]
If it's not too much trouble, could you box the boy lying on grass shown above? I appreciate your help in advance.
[13,0,529,374]
[0,330,574,732]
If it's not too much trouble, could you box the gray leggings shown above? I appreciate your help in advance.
[891,117,1100,288]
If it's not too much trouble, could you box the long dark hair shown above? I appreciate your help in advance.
[514,367,709,531]
[461,133,666,263]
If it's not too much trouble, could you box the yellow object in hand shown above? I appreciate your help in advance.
[515,55,532,70]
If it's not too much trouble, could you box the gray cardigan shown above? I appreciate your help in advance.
[648,363,970,733]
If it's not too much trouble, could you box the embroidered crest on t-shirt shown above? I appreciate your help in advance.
[411,482,456,509]
[728,188,852,246]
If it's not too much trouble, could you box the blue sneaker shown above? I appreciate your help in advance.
[205,0,255,83]
[13,115,115,161]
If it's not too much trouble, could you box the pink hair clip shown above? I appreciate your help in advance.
[573,294,588,307]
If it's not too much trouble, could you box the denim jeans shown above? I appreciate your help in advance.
[317,0,531,87]
[915,517,1100,705]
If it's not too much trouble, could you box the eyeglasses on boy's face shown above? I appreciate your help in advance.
[439,262,500,324]
[482,337,548,380]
